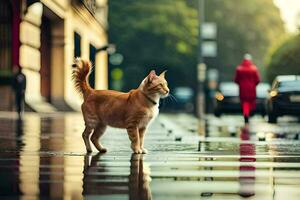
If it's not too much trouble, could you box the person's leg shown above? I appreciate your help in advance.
[16,93,25,119]
[16,94,21,116]
[20,94,25,115]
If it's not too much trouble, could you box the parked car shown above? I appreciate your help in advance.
[173,87,194,113]
[214,82,240,116]
[267,75,300,123]
[214,82,270,117]
[256,83,271,116]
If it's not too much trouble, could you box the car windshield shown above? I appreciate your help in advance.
[278,80,300,91]
[219,83,238,96]
[173,87,193,100]
[256,83,270,98]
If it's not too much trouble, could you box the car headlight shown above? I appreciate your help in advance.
[215,92,224,101]
[269,91,278,97]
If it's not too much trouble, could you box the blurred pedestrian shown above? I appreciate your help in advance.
[234,54,260,123]
[12,66,26,119]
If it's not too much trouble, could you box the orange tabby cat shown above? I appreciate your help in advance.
[72,58,169,154]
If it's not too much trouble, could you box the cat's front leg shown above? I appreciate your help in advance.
[127,126,142,154]
[139,127,148,154]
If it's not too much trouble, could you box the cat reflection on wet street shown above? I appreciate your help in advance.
[83,153,152,199]
[129,154,152,200]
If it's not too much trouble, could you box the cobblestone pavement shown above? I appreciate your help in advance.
[0,112,300,199]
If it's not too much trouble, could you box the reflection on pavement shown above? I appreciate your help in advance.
[1,113,300,199]
[239,125,256,197]
[83,153,152,200]
[129,154,152,200]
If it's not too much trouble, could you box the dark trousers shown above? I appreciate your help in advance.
[15,93,25,115]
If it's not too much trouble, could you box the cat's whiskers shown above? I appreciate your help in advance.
[168,93,178,103]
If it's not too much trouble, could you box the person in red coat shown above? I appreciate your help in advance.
[234,54,260,123]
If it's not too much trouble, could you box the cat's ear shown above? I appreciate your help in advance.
[159,70,167,78]
[148,70,156,83]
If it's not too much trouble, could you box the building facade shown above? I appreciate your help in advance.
[0,0,108,112]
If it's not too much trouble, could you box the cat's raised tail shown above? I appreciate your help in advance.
[72,58,92,98]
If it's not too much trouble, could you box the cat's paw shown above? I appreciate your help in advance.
[142,148,148,154]
[133,149,143,154]
[99,148,107,153]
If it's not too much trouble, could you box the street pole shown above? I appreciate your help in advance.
[197,0,207,137]
[197,0,206,119]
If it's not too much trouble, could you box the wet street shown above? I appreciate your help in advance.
[1,112,300,200]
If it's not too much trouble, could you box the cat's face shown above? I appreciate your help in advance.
[144,70,170,98]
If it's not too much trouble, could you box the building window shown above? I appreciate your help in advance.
[74,32,81,58]
[0,1,12,73]
[89,44,96,88]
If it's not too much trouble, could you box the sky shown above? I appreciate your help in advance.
[274,0,300,32]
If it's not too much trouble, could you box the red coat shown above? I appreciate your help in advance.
[234,59,260,102]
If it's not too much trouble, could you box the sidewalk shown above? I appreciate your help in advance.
[0,112,300,199]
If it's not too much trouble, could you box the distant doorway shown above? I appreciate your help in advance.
[89,44,96,89]
[0,0,12,72]
[40,15,52,101]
